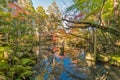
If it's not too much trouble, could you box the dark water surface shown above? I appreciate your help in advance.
[32,54,120,80]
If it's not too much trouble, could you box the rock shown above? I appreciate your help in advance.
[85,52,96,61]
[110,60,120,67]
[86,60,95,66]
[97,54,111,62]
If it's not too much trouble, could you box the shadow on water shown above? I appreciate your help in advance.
[32,52,120,80]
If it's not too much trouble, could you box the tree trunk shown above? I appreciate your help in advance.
[114,0,119,24]
[93,29,96,55]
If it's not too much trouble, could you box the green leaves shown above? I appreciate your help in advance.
[0,61,9,71]
[21,58,31,65]
[36,6,48,20]
[0,0,8,7]
[67,0,114,23]
[0,11,11,26]
[0,0,11,26]
[0,1,38,79]
[13,65,32,79]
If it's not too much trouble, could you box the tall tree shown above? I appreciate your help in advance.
[113,0,119,24]
[47,1,62,30]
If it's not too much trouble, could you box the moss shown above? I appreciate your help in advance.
[104,54,120,66]
[110,54,120,63]
[0,47,5,51]
[97,54,120,66]
[0,46,11,51]
[0,51,4,60]
[97,54,111,62]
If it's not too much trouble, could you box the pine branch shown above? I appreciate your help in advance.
[62,18,120,36]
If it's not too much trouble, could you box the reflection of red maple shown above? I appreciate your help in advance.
[53,47,59,51]
[51,32,58,42]
[53,47,66,59]
[52,36,58,41]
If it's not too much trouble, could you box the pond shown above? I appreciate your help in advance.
[32,53,120,80]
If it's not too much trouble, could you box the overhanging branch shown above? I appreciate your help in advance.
[62,18,120,37]
[69,33,86,39]
[62,18,92,25]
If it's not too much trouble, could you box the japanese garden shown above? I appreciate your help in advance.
[0,0,120,80]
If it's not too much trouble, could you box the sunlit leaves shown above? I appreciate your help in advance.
[36,6,47,19]
[24,4,35,16]
[67,0,114,24]
[47,1,61,19]
[0,1,11,26]
[102,0,114,19]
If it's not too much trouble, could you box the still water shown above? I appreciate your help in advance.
[32,54,120,80]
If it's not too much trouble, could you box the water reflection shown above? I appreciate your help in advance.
[32,53,120,80]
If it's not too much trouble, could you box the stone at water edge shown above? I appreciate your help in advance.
[97,54,111,62]
[85,52,96,61]
[86,60,95,67]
